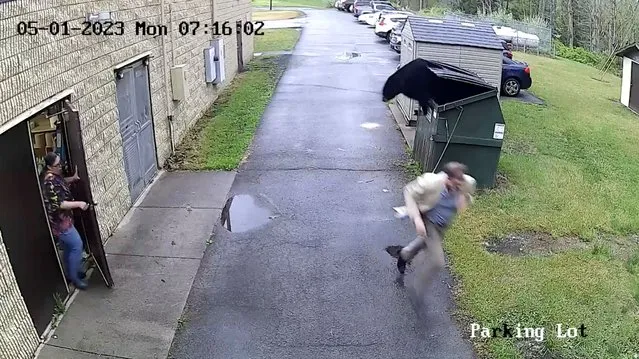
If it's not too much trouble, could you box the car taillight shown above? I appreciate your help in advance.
[379,18,385,25]
[524,67,530,74]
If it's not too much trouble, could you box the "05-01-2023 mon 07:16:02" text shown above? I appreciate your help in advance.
[15,20,265,37]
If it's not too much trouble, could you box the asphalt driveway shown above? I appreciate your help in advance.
[168,9,475,359]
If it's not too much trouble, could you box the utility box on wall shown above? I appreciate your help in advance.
[170,65,188,101]
[204,46,217,83]
[204,38,225,85]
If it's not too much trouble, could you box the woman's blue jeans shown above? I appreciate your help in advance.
[58,225,84,285]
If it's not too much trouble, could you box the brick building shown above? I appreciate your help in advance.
[0,0,253,358]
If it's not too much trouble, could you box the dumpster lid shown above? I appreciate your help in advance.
[383,58,497,111]
[424,60,495,89]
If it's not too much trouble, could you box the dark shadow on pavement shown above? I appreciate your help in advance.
[502,90,544,105]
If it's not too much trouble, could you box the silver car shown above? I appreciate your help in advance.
[389,21,405,53]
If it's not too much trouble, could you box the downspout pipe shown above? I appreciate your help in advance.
[160,0,176,155]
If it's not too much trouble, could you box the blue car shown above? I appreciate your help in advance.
[502,56,532,96]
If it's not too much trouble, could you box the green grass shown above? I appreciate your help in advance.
[446,52,639,358]
[166,56,287,170]
[252,0,329,8]
[254,28,301,53]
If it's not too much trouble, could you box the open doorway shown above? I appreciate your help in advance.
[0,119,68,335]
[0,97,113,336]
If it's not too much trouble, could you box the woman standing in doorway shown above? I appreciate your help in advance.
[40,152,90,290]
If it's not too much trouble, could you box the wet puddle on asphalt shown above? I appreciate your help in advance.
[360,122,381,129]
[220,194,277,233]
[336,51,361,61]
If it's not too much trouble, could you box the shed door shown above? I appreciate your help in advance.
[630,61,639,113]
[115,60,157,203]
[0,121,68,335]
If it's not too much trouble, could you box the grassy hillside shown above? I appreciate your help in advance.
[449,52,639,358]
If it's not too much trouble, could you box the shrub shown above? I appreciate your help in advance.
[554,40,622,75]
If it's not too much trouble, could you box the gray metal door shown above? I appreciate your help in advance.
[115,60,157,203]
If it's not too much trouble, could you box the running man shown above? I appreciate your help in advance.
[386,162,476,288]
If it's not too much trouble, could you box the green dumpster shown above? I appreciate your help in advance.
[411,60,505,189]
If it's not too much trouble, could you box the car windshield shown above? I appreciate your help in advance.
[376,4,394,10]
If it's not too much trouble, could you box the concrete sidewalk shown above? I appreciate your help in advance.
[37,170,235,359]
[388,101,416,151]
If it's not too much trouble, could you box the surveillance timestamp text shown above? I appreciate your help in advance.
[177,21,265,36]
[15,20,265,37]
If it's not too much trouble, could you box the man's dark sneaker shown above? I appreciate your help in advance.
[385,245,408,274]
[385,245,403,258]
[397,255,407,274]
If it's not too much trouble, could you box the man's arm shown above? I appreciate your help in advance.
[404,187,427,237]
[403,173,442,236]
[403,185,421,223]
[403,173,433,221]
[457,175,476,213]
[457,193,470,213]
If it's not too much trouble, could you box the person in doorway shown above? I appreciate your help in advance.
[386,162,476,287]
[40,152,90,290]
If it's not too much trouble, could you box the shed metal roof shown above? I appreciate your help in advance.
[615,43,639,58]
[406,16,503,50]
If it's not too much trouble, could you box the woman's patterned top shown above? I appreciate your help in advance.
[42,172,74,237]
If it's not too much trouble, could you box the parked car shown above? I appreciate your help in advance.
[501,56,532,96]
[354,5,372,17]
[375,14,408,40]
[371,0,394,7]
[353,0,393,16]
[357,3,395,22]
[337,0,355,11]
[358,11,379,24]
[501,40,513,59]
[352,0,370,16]
[389,20,406,52]
[365,10,412,26]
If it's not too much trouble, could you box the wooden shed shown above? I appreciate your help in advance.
[616,44,639,114]
[397,16,503,126]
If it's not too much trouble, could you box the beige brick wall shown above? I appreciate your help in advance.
[0,0,253,237]
[0,0,253,355]
[0,230,40,359]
